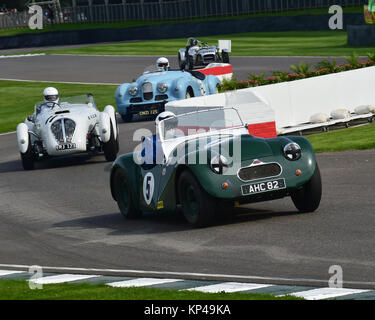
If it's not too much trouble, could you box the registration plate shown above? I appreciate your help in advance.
[56,143,76,151]
[139,109,158,116]
[241,178,286,195]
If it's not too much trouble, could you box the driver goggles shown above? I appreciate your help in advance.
[158,63,168,68]
[45,95,58,101]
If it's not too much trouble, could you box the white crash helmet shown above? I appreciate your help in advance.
[155,111,177,126]
[43,87,59,103]
[156,57,169,71]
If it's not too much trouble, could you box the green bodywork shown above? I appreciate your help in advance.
[110,133,317,213]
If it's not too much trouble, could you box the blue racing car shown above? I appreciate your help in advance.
[115,57,221,122]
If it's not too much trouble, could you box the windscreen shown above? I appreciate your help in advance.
[35,95,96,114]
[159,108,243,141]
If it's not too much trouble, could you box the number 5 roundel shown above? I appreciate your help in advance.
[143,172,155,205]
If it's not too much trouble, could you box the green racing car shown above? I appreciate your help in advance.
[110,107,322,227]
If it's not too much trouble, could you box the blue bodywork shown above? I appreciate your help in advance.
[115,69,221,121]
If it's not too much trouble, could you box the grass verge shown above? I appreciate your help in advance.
[29,30,375,57]
[0,279,300,300]
[0,80,117,133]
[0,6,363,38]
[1,80,374,153]
[305,124,375,153]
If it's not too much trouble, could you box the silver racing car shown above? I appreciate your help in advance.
[178,37,230,70]
[16,94,119,170]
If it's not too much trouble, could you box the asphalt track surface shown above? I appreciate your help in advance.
[0,54,349,83]
[0,54,375,289]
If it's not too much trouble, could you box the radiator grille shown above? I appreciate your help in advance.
[142,82,153,100]
[238,163,282,182]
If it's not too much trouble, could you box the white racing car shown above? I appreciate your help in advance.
[16,94,119,170]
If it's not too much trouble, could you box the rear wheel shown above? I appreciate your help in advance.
[103,122,118,161]
[20,136,35,170]
[113,169,141,219]
[222,51,230,63]
[177,170,215,227]
[291,164,322,213]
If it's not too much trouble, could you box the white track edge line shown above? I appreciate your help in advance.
[0,131,16,136]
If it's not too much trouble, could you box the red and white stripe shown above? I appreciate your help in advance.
[197,63,233,81]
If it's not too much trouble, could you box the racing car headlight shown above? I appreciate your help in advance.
[157,83,168,93]
[283,142,301,161]
[210,155,229,174]
[64,118,76,142]
[129,86,138,96]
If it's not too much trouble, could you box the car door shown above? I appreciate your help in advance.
[139,165,163,211]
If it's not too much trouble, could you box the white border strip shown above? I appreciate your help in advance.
[0,78,120,85]
[1,263,375,288]
[108,278,183,288]
[0,269,24,276]
[32,274,99,284]
[185,282,273,293]
[286,288,370,300]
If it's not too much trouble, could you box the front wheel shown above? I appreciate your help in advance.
[177,170,215,227]
[103,122,118,162]
[113,169,141,219]
[20,136,35,170]
[291,164,322,213]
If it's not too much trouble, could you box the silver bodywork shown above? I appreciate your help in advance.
[178,39,230,69]
[17,95,117,160]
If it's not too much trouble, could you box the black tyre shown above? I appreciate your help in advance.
[222,51,230,64]
[103,121,118,162]
[20,136,35,170]
[113,169,141,219]
[121,113,132,123]
[177,170,215,227]
[291,164,322,213]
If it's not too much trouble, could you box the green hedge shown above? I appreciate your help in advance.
[218,53,375,92]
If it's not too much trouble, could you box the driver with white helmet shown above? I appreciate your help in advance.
[141,111,177,168]
[36,87,60,115]
[156,57,169,71]
[43,87,59,103]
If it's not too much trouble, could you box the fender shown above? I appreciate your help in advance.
[98,112,111,143]
[103,105,117,139]
[17,123,29,154]
[110,153,141,210]
[174,77,189,99]
[115,83,132,114]
[206,75,221,94]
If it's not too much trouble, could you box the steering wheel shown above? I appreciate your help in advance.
[45,101,61,110]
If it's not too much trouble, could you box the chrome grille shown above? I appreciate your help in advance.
[203,54,215,63]
[238,163,282,182]
[51,118,76,143]
[142,82,153,100]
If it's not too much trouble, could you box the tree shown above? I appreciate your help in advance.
[0,0,27,10]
